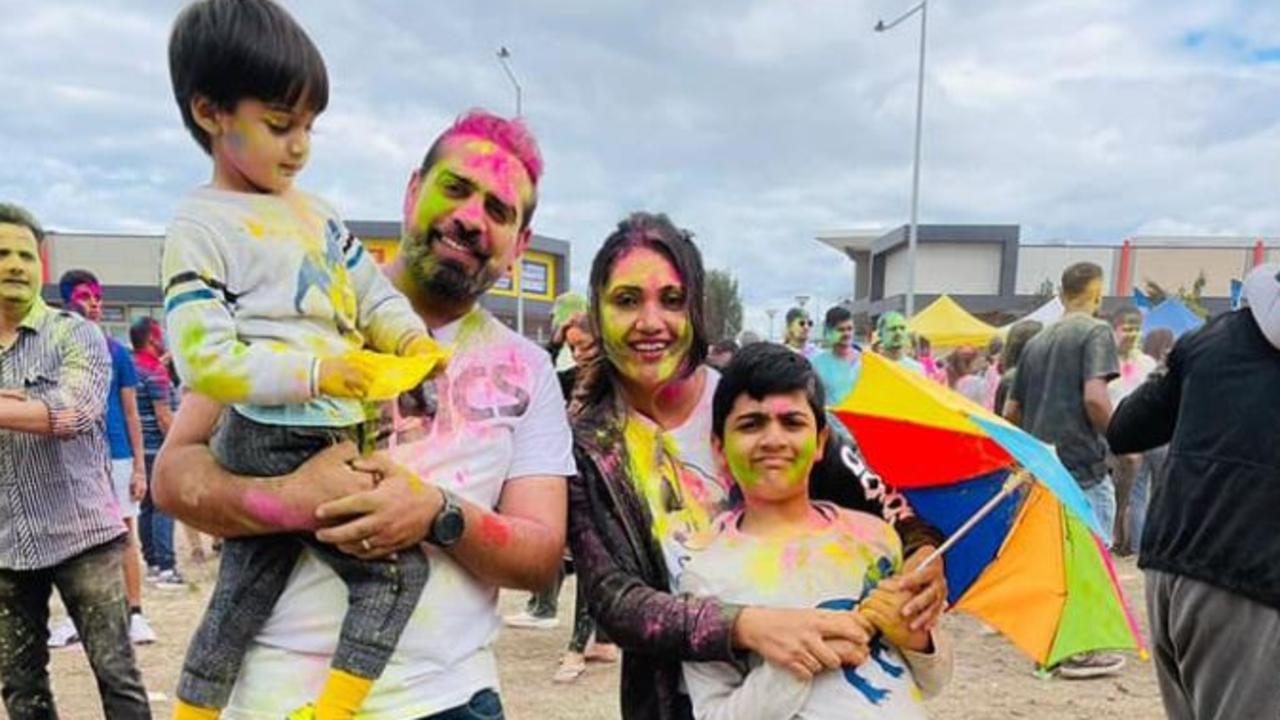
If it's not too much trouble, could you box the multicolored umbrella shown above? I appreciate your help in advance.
[832,353,1147,668]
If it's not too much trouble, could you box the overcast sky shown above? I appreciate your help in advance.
[3,1,1279,335]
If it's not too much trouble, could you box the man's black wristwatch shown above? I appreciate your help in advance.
[427,488,465,547]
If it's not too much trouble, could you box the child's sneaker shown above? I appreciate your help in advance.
[145,565,161,582]
[46,618,79,648]
[129,613,158,645]
[154,568,187,590]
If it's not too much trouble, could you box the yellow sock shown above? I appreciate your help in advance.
[314,668,374,720]
[173,700,221,720]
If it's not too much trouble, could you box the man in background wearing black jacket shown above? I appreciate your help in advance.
[1108,263,1280,719]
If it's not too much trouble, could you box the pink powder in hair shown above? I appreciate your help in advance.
[442,110,543,184]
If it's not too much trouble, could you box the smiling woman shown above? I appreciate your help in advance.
[566,212,948,720]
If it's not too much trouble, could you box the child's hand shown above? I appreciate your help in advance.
[400,334,449,379]
[318,351,381,399]
[859,587,932,653]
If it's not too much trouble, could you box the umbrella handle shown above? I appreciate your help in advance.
[917,470,1031,570]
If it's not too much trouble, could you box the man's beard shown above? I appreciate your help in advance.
[405,223,501,305]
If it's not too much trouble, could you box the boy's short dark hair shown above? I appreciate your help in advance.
[823,305,853,331]
[169,0,329,154]
[58,269,99,305]
[712,342,827,439]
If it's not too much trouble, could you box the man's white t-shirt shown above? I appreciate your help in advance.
[225,308,575,719]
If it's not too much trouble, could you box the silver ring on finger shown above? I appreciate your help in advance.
[361,538,373,552]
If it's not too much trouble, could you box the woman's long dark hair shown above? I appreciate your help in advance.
[570,212,708,425]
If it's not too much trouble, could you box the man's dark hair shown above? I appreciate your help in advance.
[785,307,809,326]
[0,202,45,245]
[823,305,853,331]
[1111,304,1143,328]
[130,317,161,351]
[169,0,329,154]
[1061,262,1104,300]
[58,269,99,305]
[713,342,827,439]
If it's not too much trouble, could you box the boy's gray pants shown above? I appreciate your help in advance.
[177,411,430,709]
[1146,569,1280,720]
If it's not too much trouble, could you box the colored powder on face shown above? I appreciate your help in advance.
[600,248,692,386]
[478,513,512,547]
[724,399,818,491]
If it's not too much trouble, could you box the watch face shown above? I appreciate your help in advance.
[434,508,465,545]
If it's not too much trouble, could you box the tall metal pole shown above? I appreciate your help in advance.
[905,1,927,317]
[876,1,928,317]
[497,47,522,117]
[497,47,525,334]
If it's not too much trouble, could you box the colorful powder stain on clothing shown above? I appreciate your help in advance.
[175,322,253,401]
[720,505,898,595]
[623,415,716,547]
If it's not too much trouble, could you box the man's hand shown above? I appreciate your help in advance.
[732,607,873,680]
[129,463,146,502]
[878,546,948,632]
[313,452,442,559]
[272,442,377,531]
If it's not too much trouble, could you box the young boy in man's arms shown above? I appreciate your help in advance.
[680,343,952,719]
[162,1,445,718]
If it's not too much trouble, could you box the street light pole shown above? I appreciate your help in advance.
[497,47,525,334]
[876,1,928,317]
[496,47,522,117]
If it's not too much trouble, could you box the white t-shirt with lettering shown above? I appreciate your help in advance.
[224,308,575,719]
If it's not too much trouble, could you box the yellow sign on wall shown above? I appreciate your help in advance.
[359,237,557,301]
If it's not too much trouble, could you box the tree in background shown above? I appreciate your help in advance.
[704,269,744,342]
[1144,270,1209,318]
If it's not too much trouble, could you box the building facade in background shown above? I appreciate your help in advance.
[40,222,570,344]
[818,224,1276,324]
